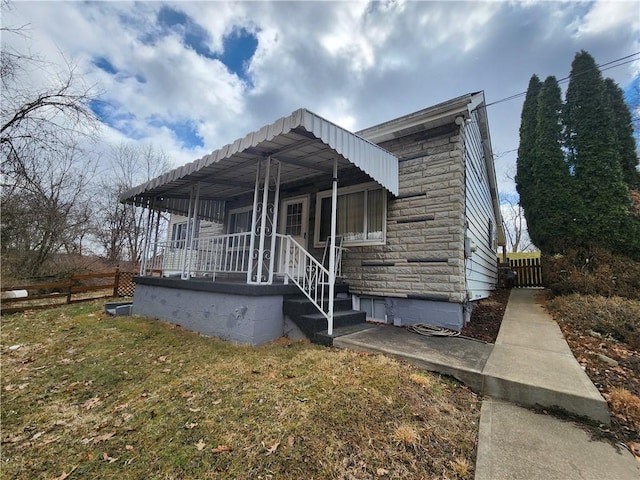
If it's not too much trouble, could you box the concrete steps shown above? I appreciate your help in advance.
[283,293,366,346]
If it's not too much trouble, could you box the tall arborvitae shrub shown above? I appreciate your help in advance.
[604,78,640,189]
[563,51,632,254]
[515,74,542,237]
[530,76,574,254]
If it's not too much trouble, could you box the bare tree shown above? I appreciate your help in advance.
[500,194,535,253]
[1,4,99,278]
[500,167,536,253]
[1,142,96,277]
[91,143,172,264]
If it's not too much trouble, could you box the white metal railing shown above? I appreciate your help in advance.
[143,232,251,278]
[276,234,331,322]
[142,231,337,333]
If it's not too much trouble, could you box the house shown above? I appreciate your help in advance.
[120,92,505,345]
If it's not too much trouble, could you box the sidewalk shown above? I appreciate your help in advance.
[333,288,640,479]
[475,289,638,480]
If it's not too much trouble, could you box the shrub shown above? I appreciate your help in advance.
[542,248,640,300]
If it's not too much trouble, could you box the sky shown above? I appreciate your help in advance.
[3,0,639,208]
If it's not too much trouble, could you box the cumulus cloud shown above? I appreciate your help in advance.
[3,0,638,201]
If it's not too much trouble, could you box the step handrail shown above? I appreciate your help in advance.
[277,234,332,326]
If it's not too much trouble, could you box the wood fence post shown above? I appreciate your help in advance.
[66,276,74,304]
[113,268,120,298]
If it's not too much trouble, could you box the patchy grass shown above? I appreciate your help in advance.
[1,301,480,479]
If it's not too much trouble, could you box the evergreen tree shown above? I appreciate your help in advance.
[563,50,631,252]
[515,74,542,239]
[529,76,573,254]
[604,78,640,189]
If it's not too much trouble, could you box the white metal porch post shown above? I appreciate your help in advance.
[184,182,200,278]
[255,157,272,284]
[181,185,195,280]
[328,157,338,336]
[151,203,161,273]
[247,161,262,284]
[267,159,281,284]
[139,200,154,276]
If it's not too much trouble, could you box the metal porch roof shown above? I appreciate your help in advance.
[119,108,399,220]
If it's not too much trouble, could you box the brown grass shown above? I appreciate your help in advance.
[546,294,640,349]
[1,300,480,479]
[607,387,640,431]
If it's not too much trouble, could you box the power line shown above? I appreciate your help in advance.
[485,52,640,108]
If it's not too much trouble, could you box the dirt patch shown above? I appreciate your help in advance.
[461,288,510,343]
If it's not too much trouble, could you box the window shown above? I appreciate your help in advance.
[171,219,199,247]
[228,207,253,234]
[360,297,387,322]
[315,183,386,246]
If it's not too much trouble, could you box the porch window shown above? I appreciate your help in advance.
[171,219,199,248]
[315,182,386,246]
[228,207,252,234]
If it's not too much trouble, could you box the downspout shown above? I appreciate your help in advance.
[458,115,471,306]
[327,157,338,336]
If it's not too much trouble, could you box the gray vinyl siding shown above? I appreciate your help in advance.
[343,126,467,304]
[463,110,499,299]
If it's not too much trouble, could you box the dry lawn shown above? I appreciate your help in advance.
[1,301,480,479]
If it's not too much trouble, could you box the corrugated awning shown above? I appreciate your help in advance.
[120,108,399,221]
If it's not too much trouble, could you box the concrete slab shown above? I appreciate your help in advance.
[334,325,493,392]
[482,289,610,424]
[495,320,573,354]
[483,343,610,423]
[475,400,640,480]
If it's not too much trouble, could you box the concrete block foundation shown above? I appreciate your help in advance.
[132,278,295,345]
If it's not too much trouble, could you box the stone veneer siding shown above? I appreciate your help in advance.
[343,125,467,305]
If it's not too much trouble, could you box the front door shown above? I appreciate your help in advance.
[279,196,309,274]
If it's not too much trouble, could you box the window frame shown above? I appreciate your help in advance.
[313,182,387,247]
[227,206,254,235]
[170,218,200,248]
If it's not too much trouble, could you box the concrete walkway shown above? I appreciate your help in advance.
[333,288,640,479]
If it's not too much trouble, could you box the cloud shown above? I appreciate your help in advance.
[3,0,638,204]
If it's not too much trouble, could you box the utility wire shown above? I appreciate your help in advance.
[485,52,640,108]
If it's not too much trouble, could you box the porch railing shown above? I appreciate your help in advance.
[275,234,330,320]
[143,232,251,278]
[142,232,335,332]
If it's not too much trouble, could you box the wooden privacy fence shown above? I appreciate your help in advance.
[499,257,543,288]
[1,269,136,315]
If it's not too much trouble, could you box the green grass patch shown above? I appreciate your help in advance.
[1,301,480,479]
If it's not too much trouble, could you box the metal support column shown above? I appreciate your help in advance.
[181,185,195,280]
[184,182,200,278]
[267,160,281,284]
[256,157,272,284]
[328,157,338,336]
[247,161,262,284]
[140,201,154,276]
